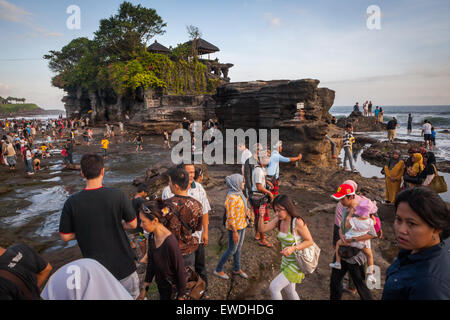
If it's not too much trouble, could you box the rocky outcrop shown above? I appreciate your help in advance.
[213,79,341,168]
[337,111,386,132]
[127,94,217,134]
[214,79,334,128]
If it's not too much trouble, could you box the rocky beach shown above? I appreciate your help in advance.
[1,117,404,300]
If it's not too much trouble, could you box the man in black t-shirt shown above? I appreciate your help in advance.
[387,117,398,142]
[0,243,52,300]
[182,117,190,131]
[59,153,139,299]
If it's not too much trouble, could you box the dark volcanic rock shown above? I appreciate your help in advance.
[337,111,386,132]
[214,79,341,168]
[214,79,335,128]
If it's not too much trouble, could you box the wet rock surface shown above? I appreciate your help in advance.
[1,127,403,300]
[337,111,386,132]
[360,139,450,173]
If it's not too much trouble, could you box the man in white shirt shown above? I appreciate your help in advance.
[162,163,211,295]
[422,120,433,149]
[251,148,274,248]
[238,143,253,175]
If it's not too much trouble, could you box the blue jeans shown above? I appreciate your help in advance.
[215,228,246,272]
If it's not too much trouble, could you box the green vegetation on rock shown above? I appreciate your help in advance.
[0,103,39,114]
[44,1,218,97]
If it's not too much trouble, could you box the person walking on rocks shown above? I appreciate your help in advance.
[58,153,140,298]
[132,133,144,152]
[374,107,380,124]
[162,164,210,297]
[407,114,413,134]
[136,200,187,300]
[368,101,373,116]
[386,117,398,142]
[342,124,357,173]
[161,166,203,269]
[329,183,378,300]
[382,150,405,203]
[250,147,275,248]
[214,174,249,281]
[267,140,302,196]
[5,141,16,172]
[258,195,314,300]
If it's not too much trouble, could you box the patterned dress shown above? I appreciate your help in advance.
[277,226,306,283]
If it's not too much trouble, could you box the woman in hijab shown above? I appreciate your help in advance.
[383,150,405,203]
[214,174,249,280]
[420,152,437,187]
[41,258,133,300]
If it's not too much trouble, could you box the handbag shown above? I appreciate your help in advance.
[291,218,320,274]
[249,192,269,207]
[429,165,447,193]
[170,267,206,300]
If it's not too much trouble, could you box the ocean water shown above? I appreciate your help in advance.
[331,106,450,201]
[330,105,450,162]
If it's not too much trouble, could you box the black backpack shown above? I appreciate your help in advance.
[243,157,254,199]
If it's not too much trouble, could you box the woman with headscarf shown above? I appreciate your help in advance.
[214,174,249,280]
[383,150,405,203]
[41,258,133,300]
[404,153,425,187]
[420,152,437,187]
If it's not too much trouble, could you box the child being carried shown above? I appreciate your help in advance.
[330,199,376,283]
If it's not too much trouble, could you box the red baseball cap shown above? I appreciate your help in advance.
[331,184,355,200]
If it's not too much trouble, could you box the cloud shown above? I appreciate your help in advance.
[0,0,32,22]
[0,0,63,38]
[264,13,281,27]
[0,82,10,91]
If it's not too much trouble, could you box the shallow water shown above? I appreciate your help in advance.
[0,135,171,252]
[338,146,450,202]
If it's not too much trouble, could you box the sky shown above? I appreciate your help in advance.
[0,0,449,109]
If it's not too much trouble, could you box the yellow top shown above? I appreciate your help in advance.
[101,139,109,149]
[225,194,248,231]
[41,145,47,152]
[411,153,424,176]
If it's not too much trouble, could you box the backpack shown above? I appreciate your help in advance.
[243,157,254,199]
[167,266,206,300]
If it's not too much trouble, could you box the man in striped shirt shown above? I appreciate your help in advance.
[343,124,357,173]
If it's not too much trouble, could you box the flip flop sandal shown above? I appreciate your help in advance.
[258,240,274,248]
[254,234,261,241]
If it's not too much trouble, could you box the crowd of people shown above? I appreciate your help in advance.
[0,116,449,301]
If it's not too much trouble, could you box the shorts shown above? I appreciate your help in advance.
[424,134,432,141]
[102,148,107,156]
[7,156,16,166]
[83,136,89,142]
[252,203,270,224]
[387,129,396,140]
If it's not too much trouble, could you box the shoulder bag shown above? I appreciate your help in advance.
[429,165,447,193]
[291,218,321,274]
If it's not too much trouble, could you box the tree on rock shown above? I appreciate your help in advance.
[94,1,166,61]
